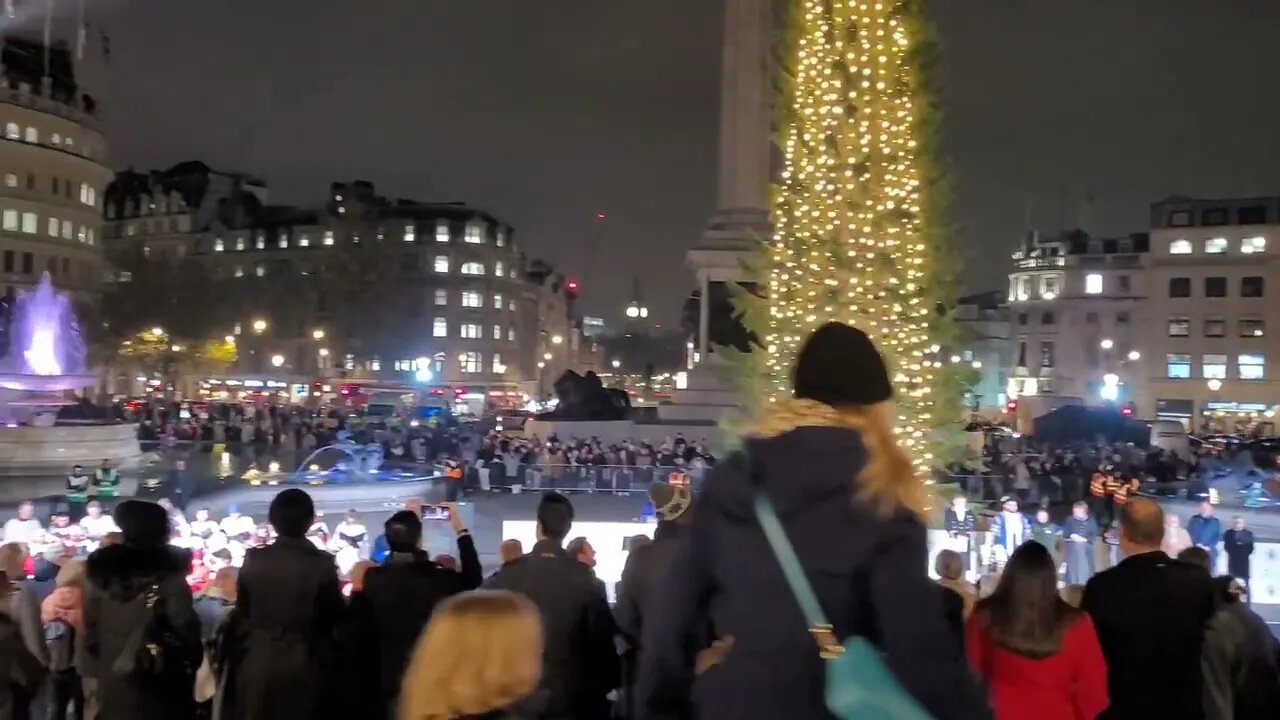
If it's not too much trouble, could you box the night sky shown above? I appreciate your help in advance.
[55,1,1280,322]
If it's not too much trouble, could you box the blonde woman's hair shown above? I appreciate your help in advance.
[55,558,86,588]
[0,543,26,579]
[399,590,542,720]
[752,398,925,518]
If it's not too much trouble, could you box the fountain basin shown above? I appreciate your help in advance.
[0,373,98,392]
[0,423,142,475]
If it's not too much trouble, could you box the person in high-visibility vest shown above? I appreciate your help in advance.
[1089,473,1106,498]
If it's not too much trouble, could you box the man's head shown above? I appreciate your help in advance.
[499,539,524,565]
[384,510,423,553]
[211,566,238,598]
[267,488,315,538]
[1232,516,1245,531]
[71,465,82,474]
[1001,497,1018,514]
[16,501,33,520]
[1177,546,1211,574]
[566,537,596,569]
[1118,497,1165,556]
[951,495,966,509]
[196,508,210,522]
[85,501,102,518]
[1199,501,1213,518]
[1035,509,1049,524]
[535,492,574,544]
[1072,501,1088,519]
[100,459,110,468]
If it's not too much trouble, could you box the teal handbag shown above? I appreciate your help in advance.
[754,493,935,720]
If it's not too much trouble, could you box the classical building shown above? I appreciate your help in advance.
[1005,230,1151,409]
[101,167,577,401]
[0,37,110,300]
[1143,196,1280,432]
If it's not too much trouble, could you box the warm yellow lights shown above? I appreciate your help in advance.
[766,0,937,475]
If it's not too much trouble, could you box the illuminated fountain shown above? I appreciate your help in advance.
[240,431,432,486]
[0,273,140,471]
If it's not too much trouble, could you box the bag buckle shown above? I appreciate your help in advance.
[809,624,845,660]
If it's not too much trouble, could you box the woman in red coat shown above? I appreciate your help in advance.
[966,542,1109,720]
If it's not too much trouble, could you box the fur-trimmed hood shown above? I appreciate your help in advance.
[86,544,190,602]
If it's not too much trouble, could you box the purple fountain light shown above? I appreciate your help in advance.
[0,272,91,392]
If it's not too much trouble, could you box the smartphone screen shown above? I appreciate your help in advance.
[420,505,450,521]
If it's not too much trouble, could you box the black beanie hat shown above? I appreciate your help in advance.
[792,322,893,407]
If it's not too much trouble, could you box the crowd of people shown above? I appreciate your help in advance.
[0,321,1275,720]
[467,434,715,494]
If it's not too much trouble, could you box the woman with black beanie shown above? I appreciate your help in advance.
[637,322,992,720]
[83,499,202,720]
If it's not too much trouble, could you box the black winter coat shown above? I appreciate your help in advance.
[0,613,44,720]
[486,539,620,720]
[83,544,202,720]
[346,533,482,710]
[221,537,345,720]
[636,427,992,720]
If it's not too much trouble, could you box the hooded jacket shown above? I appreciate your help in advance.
[637,426,991,720]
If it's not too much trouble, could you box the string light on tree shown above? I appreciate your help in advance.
[765,0,943,475]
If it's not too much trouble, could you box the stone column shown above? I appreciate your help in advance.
[698,269,711,360]
[715,0,772,219]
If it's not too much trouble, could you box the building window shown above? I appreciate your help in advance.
[1169,277,1191,297]
[1117,275,1131,293]
[508,300,516,311]
[1117,311,1130,325]
[1084,273,1103,294]
[403,224,416,243]
[20,212,37,234]
[60,220,70,240]
[76,226,85,243]
[434,256,450,273]
[233,266,244,278]
[432,318,448,337]
[493,293,503,310]
[79,183,89,204]
[507,327,516,342]
[3,174,15,187]
[434,289,448,306]
[492,353,504,373]
[255,233,265,250]
[492,325,502,340]
[460,324,481,339]
[4,123,17,139]
[1085,312,1098,324]
[1201,353,1227,379]
[1040,311,1055,325]
[1204,237,1228,254]
[459,351,482,374]
[277,232,288,249]
[1166,353,1192,379]
[1017,341,1027,367]
[493,260,505,277]
[1040,342,1055,368]
[23,127,37,143]
[86,229,94,245]
[435,221,450,243]
[20,252,32,274]
[1204,277,1227,297]
[51,178,59,195]
[1202,208,1229,226]
[1240,317,1265,338]
[1241,236,1266,254]
[1241,276,1264,297]
[1040,276,1059,297]
[234,235,246,251]
[255,264,266,277]
[298,234,310,248]
[1239,354,1265,380]
[461,290,482,308]
[464,224,483,244]
[1204,316,1225,337]
[24,174,33,190]
[496,229,506,247]
[460,261,484,276]
[1167,316,1190,337]
[46,217,57,237]
[214,238,225,252]
[1017,312,1028,326]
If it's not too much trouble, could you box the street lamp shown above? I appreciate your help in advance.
[150,327,165,337]
[252,319,268,334]
[971,360,983,369]
[537,361,546,369]
[311,329,326,340]
[1099,338,1114,350]
[317,348,330,357]
[1207,378,1223,392]
[1127,350,1141,361]
[170,344,182,352]
[551,334,563,345]
[224,335,235,344]
[543,352,552,361]
[611,359,621,369]
[270,354,285,368]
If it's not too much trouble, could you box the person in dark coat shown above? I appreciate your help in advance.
[0,571,46,720]
[486,492,619,720]
[1222,516,1255,584]
[615,481,694,720]
[346,503,482,718]
[637,322,991,720]
[83,500,202,720]
[1081,497,1218,720]
[222,489,344,720]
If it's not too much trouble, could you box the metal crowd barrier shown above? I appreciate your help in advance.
[468,462,709,495]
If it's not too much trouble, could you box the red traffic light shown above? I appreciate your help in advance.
[1005,399,1018,414]
[1121,402,1134,417]
[566,279,580,294]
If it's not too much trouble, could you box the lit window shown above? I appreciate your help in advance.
[214,238,225,252]
[60,220,71,240]
[1204,237,1228,254]
[1166,353,1192,379]
[1201,353,1227,379]
[255,233,265,250]
[79,183,88,204]
[46,217,57,237]
[142,245,151,258]
[460,323,481,339]
[460,261,484,276]
[23,127,37,143]
[233,266,244,278]
[1084,273,1103,294]
[494,260,505,277]
[464,224,484,244]
[235,235,246,251]
[87,187,95,206]
[508,300,516,311]
[4,123,17,139]
[1169,238,1193,255]
[1238,353,1265,380]
[496,229,506,247]
[1240,317,1265,338]
[76,226,85,243]
[492,324,502,340]
[370,358,381,372]
[433,318,448,337]
[404,224,415,243]
[459,351,482,374]
[343,354,355,371]
[461,290,482,308]
[434,289,448,306]
[124,222,136,237]
[434,256,450,273]
[323,231,335,246]
[507,328,515,342]
[21,212,37,234]
[298,234,310,248]
[64,137,73,149]
[255,264,266,277]
[3,174,15,187]
[493,293,503,309]
[278,232,288,249]
[492,353,504,373]
[435,221,450,243]
[5,209,22,230]
[49,132,60,145]
[510,267,516,279]
[86,229,94,245]
[1167,316,1189,337]
[1241,236,1266,254]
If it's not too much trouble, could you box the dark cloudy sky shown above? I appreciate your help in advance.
[72,0,1280,322]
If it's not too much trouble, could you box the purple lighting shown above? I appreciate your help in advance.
[0,272,89,391]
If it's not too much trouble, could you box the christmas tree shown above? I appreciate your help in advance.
[757,0,960,474]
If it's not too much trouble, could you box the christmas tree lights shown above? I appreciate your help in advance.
[766,0,942,474]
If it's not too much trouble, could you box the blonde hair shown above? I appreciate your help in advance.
[399,590,542,720]
[0,543,26,579]
[752,398,925,518]
[55,558,85,587]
